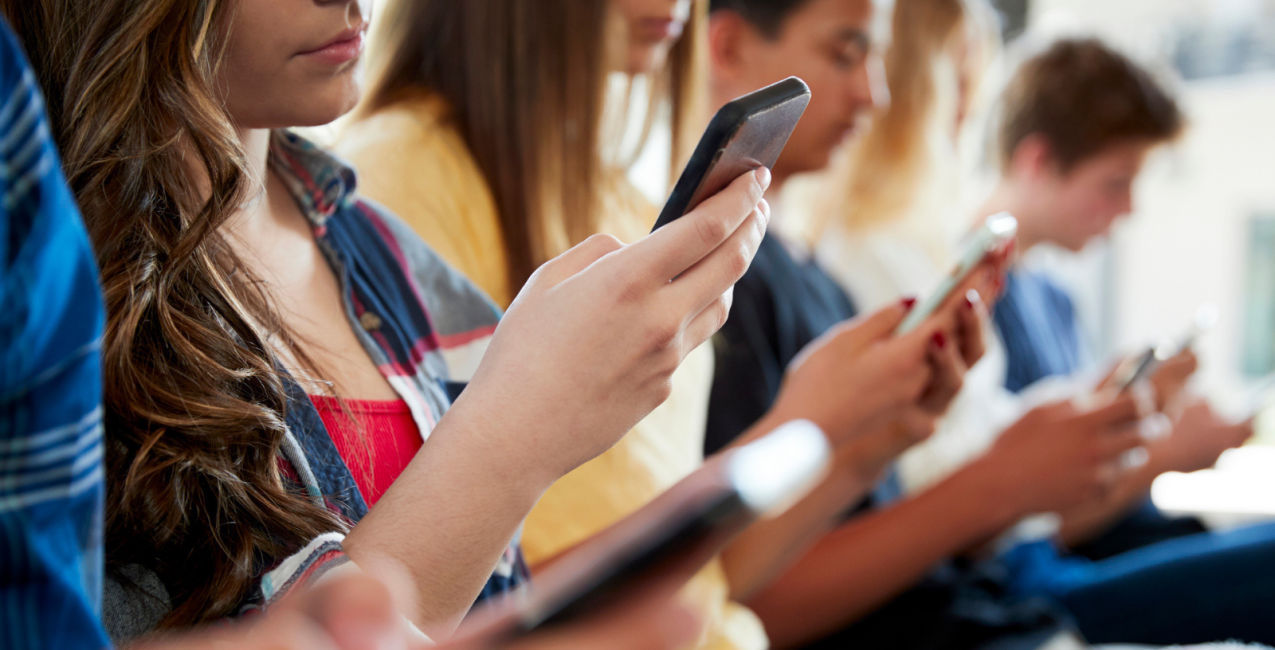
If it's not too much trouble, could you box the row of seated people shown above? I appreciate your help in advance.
[3,0,1272,649]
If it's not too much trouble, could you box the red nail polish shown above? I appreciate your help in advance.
[902,296,917,310]
[932,331,947,349]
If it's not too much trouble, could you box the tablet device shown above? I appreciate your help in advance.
[651,77,811,232]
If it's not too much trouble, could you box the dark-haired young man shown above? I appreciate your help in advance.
[703,2,1275,648]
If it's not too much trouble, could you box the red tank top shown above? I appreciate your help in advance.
[309,395,422,508]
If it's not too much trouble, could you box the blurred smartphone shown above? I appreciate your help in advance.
[495,420,830,637]
[1111,345,1169,394]
[895,213,1018,335]
[1112,304,1217,394]
[650,77,811,232]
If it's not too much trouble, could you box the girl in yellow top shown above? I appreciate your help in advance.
[336,2,763,649]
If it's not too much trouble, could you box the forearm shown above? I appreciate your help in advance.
[745,458,1020,649]
[1057,456,1161,548]
[343,402,555,639]
[719,415,916,600]
[719,417,875,600]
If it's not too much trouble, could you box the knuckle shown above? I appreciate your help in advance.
[694,212,730,247]
[726,241,752,279]
[710,295,732,332]
[645,317,681,351]
[652,375,675,406]
[660,346,682,376]
[585,232,624,253]
[609,271,648,305]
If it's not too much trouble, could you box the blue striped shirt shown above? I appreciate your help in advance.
[0,19,111,650]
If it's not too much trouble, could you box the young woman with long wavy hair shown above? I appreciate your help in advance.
[1,0,782,641]
[336,2,989,649]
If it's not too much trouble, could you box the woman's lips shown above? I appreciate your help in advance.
[298,29,365,65]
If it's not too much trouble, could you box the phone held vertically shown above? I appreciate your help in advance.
[895,213,1018,335]
[651,77,811,232]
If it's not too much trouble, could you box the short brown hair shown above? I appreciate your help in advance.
[998,38,1184,172]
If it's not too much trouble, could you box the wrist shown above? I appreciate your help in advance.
[437,391,562,499]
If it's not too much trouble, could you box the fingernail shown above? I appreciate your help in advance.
[901,296,917,311]
[964,295,974,310]
[755,166,772,189]
[932,331,946,349]
[758,198,772,224]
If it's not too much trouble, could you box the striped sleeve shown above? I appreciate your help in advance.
[259,533,352,606]
[0,19,112,650]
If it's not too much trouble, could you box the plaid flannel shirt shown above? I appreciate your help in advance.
[0,19,111,650]
[260,131,528,605]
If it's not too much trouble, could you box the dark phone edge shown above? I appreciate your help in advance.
[515,490,751,635]
[650,77,811,232]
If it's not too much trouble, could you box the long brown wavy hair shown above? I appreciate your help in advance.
[2,0,346,627]
[355,0,708,292]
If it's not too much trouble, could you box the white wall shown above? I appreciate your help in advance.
[1114,73,1275,406]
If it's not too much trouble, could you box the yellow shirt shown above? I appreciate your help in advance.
[337,95,767,650]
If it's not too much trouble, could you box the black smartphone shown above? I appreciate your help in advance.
[650,77,811,232]
[488,420,830,638]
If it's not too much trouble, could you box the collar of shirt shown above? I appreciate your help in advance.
[269,130,358,227]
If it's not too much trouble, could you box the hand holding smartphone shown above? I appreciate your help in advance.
[1111,304,1217,395]
[895,213,1017,335]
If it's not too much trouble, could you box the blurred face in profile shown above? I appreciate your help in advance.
[1034,139,1152,251]
[219,0,372,128]
[612,0,694,74]
[709,0,886,180]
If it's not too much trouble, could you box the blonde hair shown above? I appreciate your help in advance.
[357,0,708,291]
[820,0,997,239]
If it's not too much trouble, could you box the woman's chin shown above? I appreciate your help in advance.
[625,44,670,76]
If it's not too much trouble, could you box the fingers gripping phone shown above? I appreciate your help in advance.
[895,213,1018,335]
[493,420,831,638]
[1111,345,1170,395]
[650,77,811,232]
[1113,304,1218,394]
